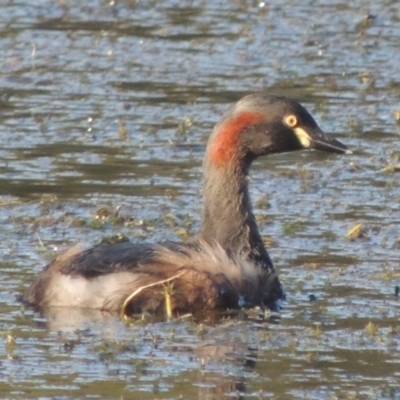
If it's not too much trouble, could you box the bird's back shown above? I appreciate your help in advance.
[22,240,281,316]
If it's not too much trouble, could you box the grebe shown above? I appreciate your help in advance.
[23,94,350,316]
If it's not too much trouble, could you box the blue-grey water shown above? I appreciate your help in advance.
[0,1,399,399]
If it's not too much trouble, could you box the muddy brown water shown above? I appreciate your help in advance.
[1,1,400,399]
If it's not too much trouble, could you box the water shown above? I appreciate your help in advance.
[1,0,400,398]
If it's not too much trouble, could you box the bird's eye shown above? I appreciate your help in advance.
[284,115,297,128]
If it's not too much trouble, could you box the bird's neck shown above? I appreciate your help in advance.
[199,157,274,272]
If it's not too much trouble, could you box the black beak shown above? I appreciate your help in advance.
[309,127,351,154]
[294,126,352,154]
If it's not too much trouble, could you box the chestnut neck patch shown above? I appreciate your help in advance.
[209,111,265,168]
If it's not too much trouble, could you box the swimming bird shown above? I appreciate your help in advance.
[23,93,350,317]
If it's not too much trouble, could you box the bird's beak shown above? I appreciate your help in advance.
[293,126,352,154]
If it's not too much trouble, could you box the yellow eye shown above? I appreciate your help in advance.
[284,115,297,128]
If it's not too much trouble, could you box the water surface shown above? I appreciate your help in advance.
[1,1,400,398]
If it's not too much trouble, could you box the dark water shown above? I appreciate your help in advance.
[1,1,400,398]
